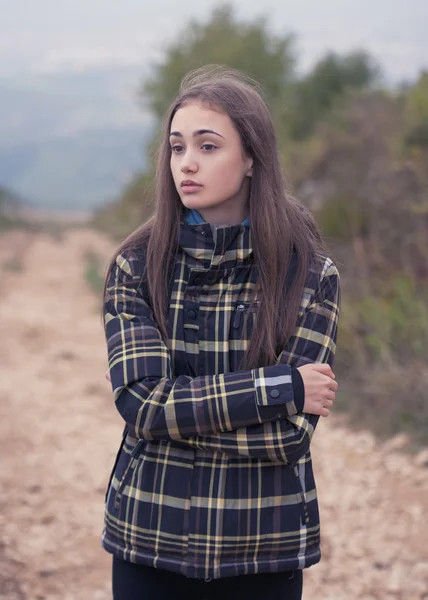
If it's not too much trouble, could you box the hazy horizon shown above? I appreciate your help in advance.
[1,0,427,82]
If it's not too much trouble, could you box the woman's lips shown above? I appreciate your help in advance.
[181,184,203,193]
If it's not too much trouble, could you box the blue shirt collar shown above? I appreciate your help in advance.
[184,209,250,227]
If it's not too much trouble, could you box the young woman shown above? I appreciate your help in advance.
[102,65,340,600]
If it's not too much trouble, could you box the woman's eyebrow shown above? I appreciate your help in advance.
[169,129,225,138]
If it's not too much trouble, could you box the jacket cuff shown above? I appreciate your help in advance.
[291,368,305,413]
[252,364,299,419]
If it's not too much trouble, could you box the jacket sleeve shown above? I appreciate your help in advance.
[105,252,303,442]
[181,257,340,465]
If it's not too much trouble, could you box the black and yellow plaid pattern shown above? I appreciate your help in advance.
[102,220,340,579]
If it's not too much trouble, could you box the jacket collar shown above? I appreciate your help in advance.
[179,210,253,269]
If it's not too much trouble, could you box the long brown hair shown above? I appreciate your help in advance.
[103,65,325,369]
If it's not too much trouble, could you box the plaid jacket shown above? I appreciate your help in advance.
[102,218,340,579]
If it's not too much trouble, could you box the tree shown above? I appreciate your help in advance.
[404,71,428,148]
[140,4,296,123]
[287,50,380,140]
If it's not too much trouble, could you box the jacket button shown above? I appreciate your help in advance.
[270,389,280,399]
[188,309,197,320]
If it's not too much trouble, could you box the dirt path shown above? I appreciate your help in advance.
[1,229,427,600]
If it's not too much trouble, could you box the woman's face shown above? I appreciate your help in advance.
[169,101,253,225]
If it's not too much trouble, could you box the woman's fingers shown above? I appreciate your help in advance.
[310,363,334,378]
[298,364,338,416]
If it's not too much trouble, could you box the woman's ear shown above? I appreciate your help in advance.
[245,157,253,177]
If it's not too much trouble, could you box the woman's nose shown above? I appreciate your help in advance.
[180,153,198,173]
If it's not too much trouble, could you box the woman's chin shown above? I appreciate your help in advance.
[180,198,211,211]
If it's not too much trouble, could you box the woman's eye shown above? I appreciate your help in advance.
[171,145,184,153]
[201,144,217,152]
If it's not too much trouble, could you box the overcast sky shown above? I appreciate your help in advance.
[0,0,427,82]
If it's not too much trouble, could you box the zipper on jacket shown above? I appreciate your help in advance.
[232,303,247,329]
[114,439,145,510]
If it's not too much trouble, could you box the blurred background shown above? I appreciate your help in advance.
[1,1,427,599]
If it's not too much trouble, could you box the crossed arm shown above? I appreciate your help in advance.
[105,252,340,465]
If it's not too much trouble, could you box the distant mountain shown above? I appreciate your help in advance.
[0,184,32,228]
[0,125,151,210]
[0,65,154,211]
[0,185,27,207]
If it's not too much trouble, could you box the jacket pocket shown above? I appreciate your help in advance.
[105,425,128,503]
[232,299,261,328]
[114,439,145,510]
[293,465,310,526]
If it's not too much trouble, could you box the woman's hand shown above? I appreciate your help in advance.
[297,363,338,417]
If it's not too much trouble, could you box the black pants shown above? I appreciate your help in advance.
[112,556,303,600]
